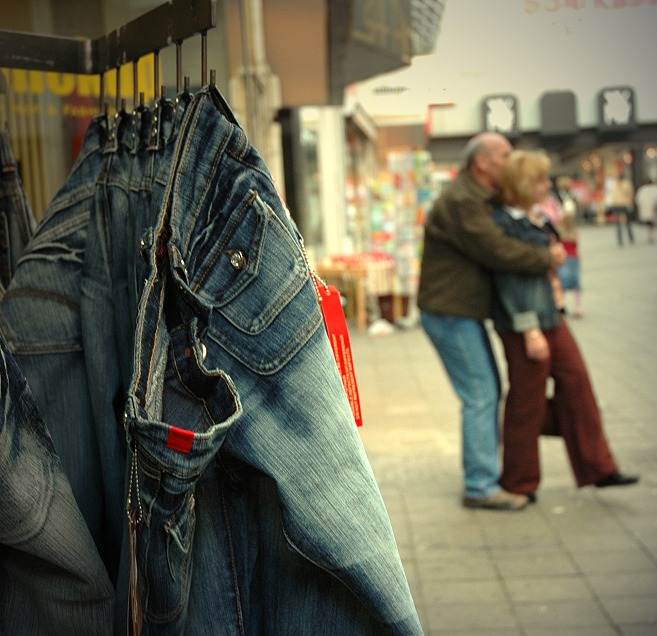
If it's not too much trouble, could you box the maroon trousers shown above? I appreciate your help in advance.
[499,320,618,495]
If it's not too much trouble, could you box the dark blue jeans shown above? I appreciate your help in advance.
[0,117,108,551]
[80,111,137,581]
[611,205,634,245]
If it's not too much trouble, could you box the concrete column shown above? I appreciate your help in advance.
[318,106,348,257]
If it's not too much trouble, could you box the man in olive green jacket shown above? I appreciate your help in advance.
[418,132,566,511]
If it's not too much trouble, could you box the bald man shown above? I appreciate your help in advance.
[418,133,566,511]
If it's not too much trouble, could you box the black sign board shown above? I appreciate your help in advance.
[540,91,578,136]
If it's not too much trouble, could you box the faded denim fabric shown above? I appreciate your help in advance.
[0,130,36,295]
[125,87,422,634]
[0,336,114,635]
[0,117,108,549]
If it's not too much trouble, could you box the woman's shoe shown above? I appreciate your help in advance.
[594,471,639,488]
[526,492,537,503]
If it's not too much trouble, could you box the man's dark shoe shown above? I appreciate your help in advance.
[595,471,639,488]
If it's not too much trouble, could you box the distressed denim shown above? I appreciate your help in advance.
[125,87,422,634]
[0,130,36,295]
[0,117,107,549]
[0,336,114,635]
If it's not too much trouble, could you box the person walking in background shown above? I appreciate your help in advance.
[610,171,635,246]
[635,177,657,244]
[417,132,566,511]
[491,150,639,502]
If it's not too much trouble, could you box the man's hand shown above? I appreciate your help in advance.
[549,240,567,268]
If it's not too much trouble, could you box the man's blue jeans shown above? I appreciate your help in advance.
[420,311,502,498]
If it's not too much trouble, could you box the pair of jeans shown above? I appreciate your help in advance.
[611,205,634,245]
[0,130,36,295]
[0,116,108,551]
[421,311,502,499]
[124,86,422,634]
[80,111,137,582]
[0,336,114,635]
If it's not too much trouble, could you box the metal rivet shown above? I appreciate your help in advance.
[200,343,207,361]
[229,250,246,270]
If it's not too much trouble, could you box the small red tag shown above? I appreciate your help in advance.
[317,282,363,427]
[166,427,195,453]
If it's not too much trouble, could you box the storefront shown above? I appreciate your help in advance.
[426,86,657,225]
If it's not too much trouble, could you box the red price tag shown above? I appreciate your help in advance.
[317,282,363,427]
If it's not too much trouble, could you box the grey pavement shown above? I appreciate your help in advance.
[350,223,657,636]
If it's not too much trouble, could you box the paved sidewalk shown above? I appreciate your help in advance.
[351,224,657,636]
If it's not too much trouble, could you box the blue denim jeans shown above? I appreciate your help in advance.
[421,311,502,498]
[125,87,421,634]
[0,336,114,634]
[611,205,634,245]
[128,96,178,322]
[80,111,137,581]
[0,117,108,549]
[0,130,36,295]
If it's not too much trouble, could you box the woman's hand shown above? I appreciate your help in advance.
[524,328,549,361]
[549,239,567,268]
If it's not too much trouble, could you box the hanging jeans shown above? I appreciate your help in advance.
[0,130,36,296]
[0,336,114,635]
[80,112,137,582]
[123,87,422,634]
[0,116,108,550]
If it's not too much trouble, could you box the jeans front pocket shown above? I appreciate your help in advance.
[175,188,321,375]
[137,454,197,625]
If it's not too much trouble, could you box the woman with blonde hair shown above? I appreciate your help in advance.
[491,149,638,501]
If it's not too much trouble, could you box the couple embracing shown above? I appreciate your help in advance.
[418,133,638,510]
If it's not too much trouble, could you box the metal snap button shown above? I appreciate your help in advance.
[228,250,246,270]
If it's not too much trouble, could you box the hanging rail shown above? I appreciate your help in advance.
[0,0,217,74]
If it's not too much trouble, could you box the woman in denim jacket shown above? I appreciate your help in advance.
[491,150,638,502]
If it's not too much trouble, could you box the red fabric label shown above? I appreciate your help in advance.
[166,427,195,453]
[317,283,363,427]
